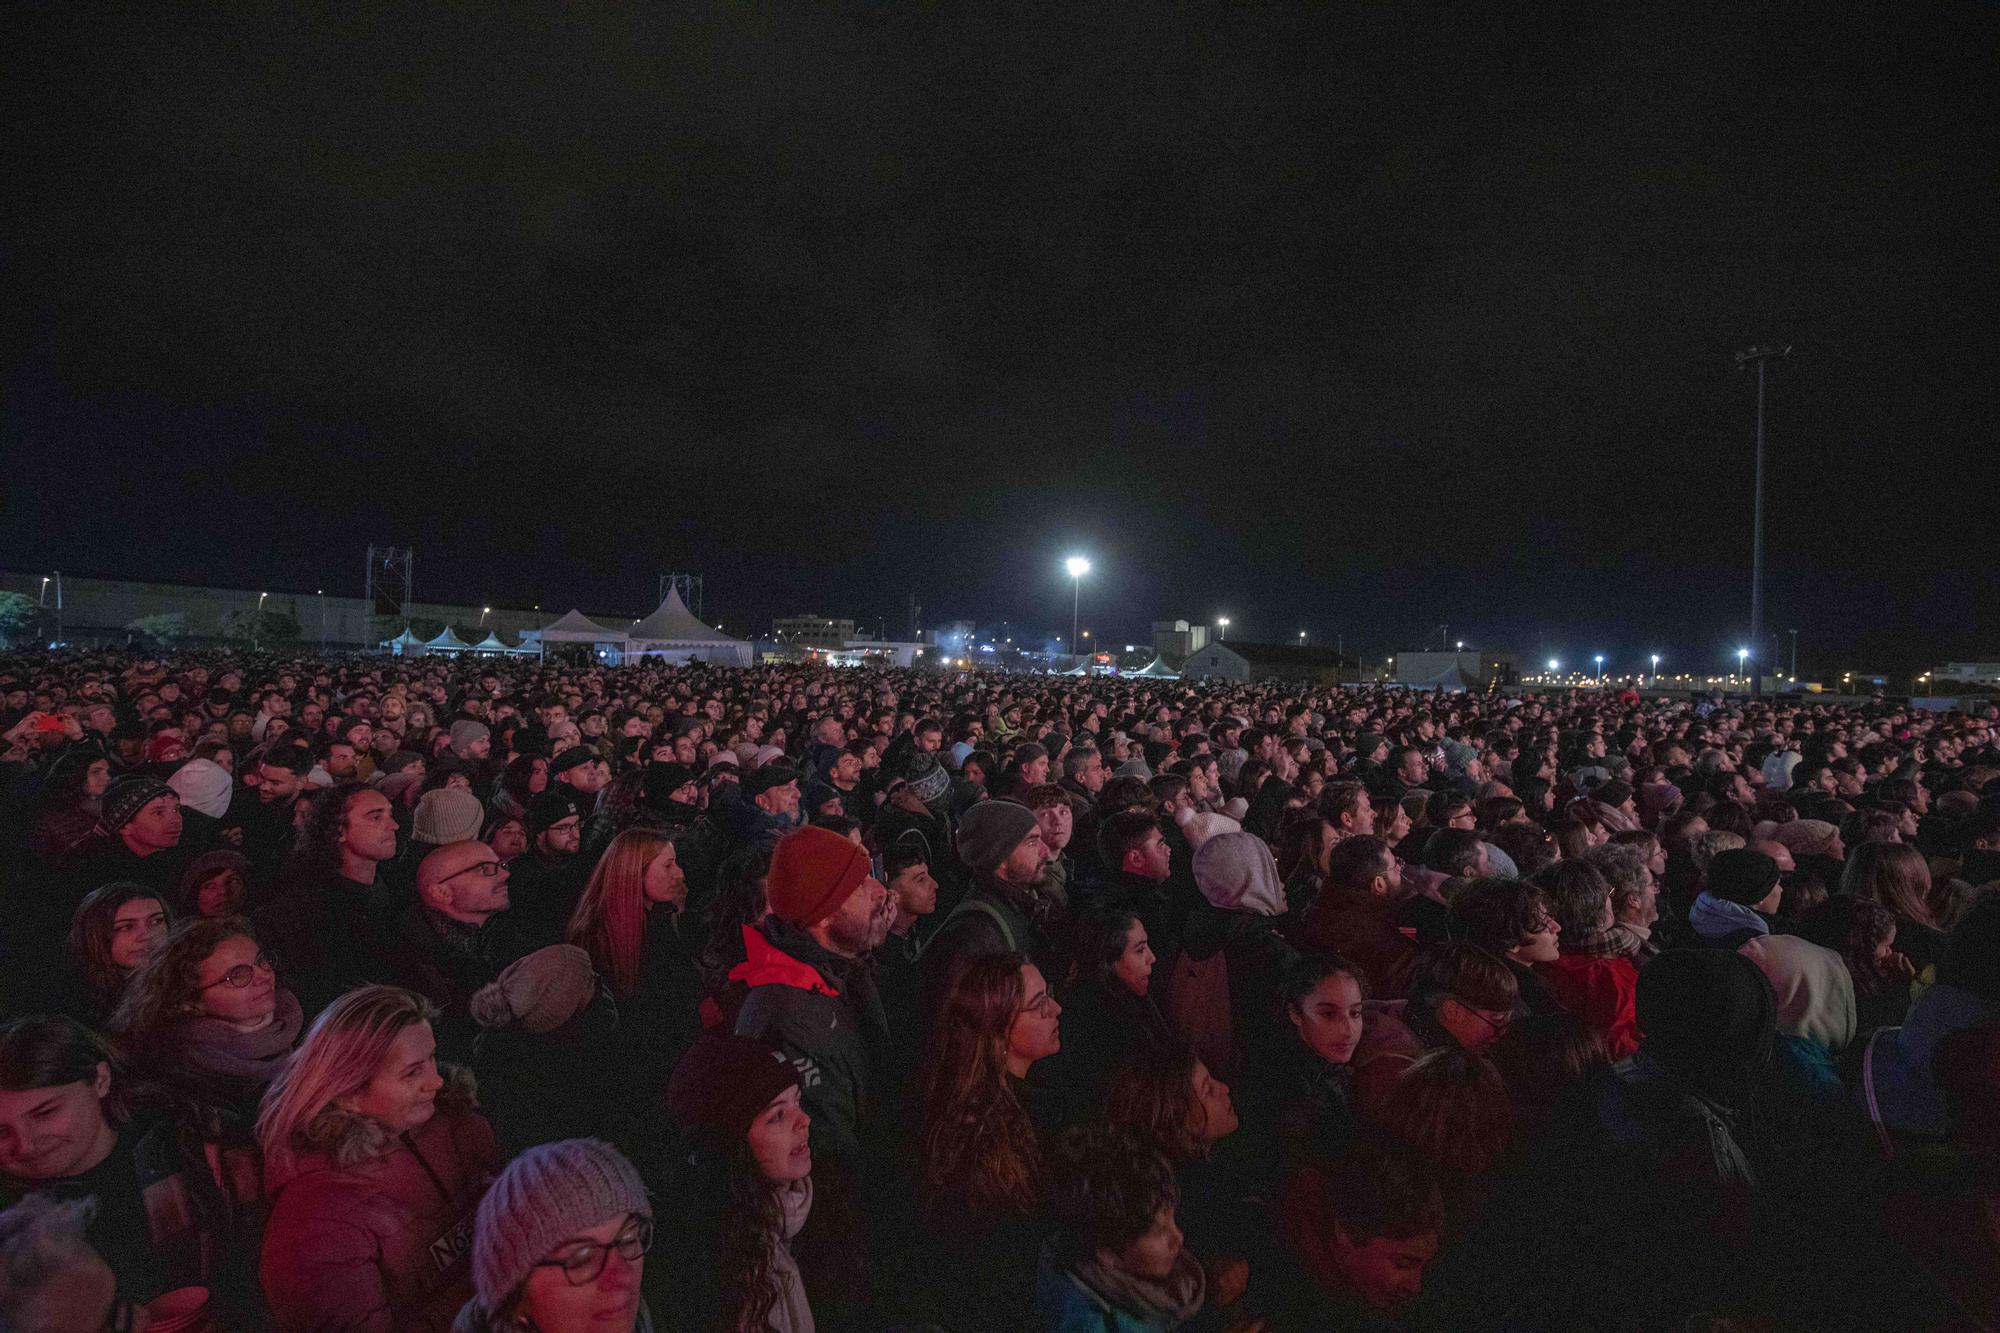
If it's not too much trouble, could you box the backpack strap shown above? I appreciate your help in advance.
[923,895,1017,957]
[1861,1025,1898,1159]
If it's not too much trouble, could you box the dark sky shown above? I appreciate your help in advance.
[5,4,1996,675]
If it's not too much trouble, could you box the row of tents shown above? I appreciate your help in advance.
[379,588,753,665]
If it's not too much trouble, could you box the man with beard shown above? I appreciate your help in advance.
[921,798,1061,1015]
[725,825,894,1175]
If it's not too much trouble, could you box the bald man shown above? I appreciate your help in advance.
[1748,839,1797,875]
[387,840,526,1061]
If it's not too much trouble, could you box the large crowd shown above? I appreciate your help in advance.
[1,651,1997,1331]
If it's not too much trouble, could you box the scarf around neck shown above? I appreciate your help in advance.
[172,987,304,1085]
[766,1175,817,1333]
[1069,1244,1206,1326]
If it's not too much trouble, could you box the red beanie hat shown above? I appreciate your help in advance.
[767,826,870,927]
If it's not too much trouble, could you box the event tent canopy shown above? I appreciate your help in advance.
[424,627,474,654]
[379,628,427,656]
[627,588,752,665]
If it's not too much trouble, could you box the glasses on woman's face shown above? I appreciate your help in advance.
[198,953,275,990]
[535,1213,654,1287]
[1024,986,1059,1017]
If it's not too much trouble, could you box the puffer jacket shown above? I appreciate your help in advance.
[729,917,889,1174]
[260,1074,501,1333]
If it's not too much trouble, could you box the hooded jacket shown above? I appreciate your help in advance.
[1181,832,1297,1079]
[260,1075,499,1333]
[730,916,888,1173]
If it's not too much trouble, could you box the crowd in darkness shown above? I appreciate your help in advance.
[1,651,1998,1331]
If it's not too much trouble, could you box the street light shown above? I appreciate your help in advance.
[1548,659,1560,673]
[1594,654,1605,681]
[255,592,269,651]
[1737,647,1749,683]
[1650,653,1661,684]
[1456,641,1464,651]
[1299,630,1307,644]
[1735,344,1790,698]
[1064,556,1090,655]
[480,606,492,626]
[1216,617,1229,641]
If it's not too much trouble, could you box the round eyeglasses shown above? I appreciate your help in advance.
[198,953,275,990]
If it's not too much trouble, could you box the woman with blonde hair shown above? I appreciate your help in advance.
[255,984,500,1332]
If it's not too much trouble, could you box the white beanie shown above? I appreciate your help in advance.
[166,758,233,819]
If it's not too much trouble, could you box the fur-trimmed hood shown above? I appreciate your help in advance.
[270,1065,478,1185]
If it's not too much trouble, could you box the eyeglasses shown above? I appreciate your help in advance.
[198,953,275,990]
[442,859,506,882]
[1462,1004,1513,1037]
[533,1213,654,1287]
[1024,986,1059,1017]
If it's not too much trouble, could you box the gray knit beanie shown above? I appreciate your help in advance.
[472,1138,649,1308]
[956,799,1039,873]
[411,787,485,846]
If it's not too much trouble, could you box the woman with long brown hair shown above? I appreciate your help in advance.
[111,916,302,1125]
[918,951,1061,1330]
[64,883,172,1022]
[1842,840,1947,977]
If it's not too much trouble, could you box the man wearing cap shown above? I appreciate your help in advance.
[719,761,804,856]
[508,788,588,947]
[550,746,610,799]
[719,825,893,1173]
[60,772,181,891]
[920,798,1060,1016]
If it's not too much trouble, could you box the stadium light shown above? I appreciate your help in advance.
[1217,617,1229,641]
[1065,556,1090,654]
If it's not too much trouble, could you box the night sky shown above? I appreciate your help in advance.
[5,5,1996,675]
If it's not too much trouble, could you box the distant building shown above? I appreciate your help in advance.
[1936,662,2000,686]
[1391,650,1521,690]
[1151,619,1211,660]
[771,615,856,650]
[1180,640,1360,685]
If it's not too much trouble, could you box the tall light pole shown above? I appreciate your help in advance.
[1737,646,1749,686]
[1064,556,1090,655]
[1216,617,1228,641]
[255,591,268,651]
[1736,345,1790,697]
[1788,628,1798,680]
[1649,653,1661,685]
[53,572,63,647]
[1594,654,1605,681]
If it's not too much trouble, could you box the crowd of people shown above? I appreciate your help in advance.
[0,650,1997,1331]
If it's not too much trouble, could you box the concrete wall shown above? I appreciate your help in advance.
[1,570,580,650]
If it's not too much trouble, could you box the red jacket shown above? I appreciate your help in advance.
[1540,953,1642,1059]
[261,1087,499,1333]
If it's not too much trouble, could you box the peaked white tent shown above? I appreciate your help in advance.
[424,627,475,655]
[379,628,427,657]
[472,632,530,656]
[521,609,631,663]
[1132,657,1181,679]
[627,588,753,666]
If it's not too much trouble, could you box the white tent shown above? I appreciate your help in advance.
[1132,657,1181,679]
[472,632,530,656]
[379,628,427,657]
[424,627,475,655]
[522,609,631,663]
[627,588,753,666]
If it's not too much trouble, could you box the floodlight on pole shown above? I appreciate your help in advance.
[1217,617,1229,641]
[1548,659,1560,673]
[1065,556,1090,655]
[1735,344,1791,698]
[1737,647,1749,683]
[1650,654,1661,684]
[1594,654,1605,680]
